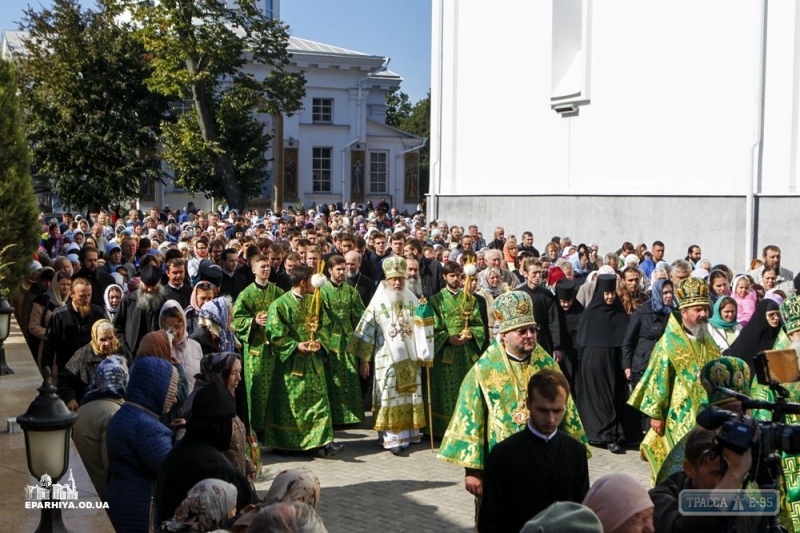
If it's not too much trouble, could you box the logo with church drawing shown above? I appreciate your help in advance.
[24,470,79,501]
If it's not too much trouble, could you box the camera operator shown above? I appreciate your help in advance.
[650,426,759,533]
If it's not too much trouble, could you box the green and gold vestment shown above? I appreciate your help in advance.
[264,291,333,451]
[319,281,367,425]
[628,314,720,484]
[232,281,284,434]
[438,339,587,470]
[427,288,486,437]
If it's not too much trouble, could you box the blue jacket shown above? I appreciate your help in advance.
[105,357,175,533]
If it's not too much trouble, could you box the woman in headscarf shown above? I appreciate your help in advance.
[190,296,240,355]
[622,280,674,388]
[476,267,508,335]
[72,355,128,500]
[569,251,590,285]
[707,296,742,351]
[724,297,785,380]
[47,270,72,308]
[106,357,179,533]
[583,473,654,533]
[103,284,123,322]
[28,267,56,369]
[185,281,217,336]
[156,383,259,527]
[546,264,567,290]
[58,319,133,411]
[264,468,321,508]
[137,330,189,426]
[162,479,238,532]
[160,300,203,392]
[575,274,632,453]
[708,269,731,307]
[184,352,254,483]
[229,468,322,532]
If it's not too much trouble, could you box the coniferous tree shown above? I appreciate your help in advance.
[0,59,40,295]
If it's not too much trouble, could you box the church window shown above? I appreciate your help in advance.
[312,98,333,123]
[312,147,332,192]
[369,151,388,193]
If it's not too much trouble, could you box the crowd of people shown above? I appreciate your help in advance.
[12,198,800,532]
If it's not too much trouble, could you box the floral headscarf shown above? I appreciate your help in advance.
[199,297,235,352]
[81,355,128,405]
[91,319,120,355]
[264,468,321,509]
[163,478,237,532]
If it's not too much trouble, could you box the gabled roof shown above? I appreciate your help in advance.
[288,37,374,58]
[1,30,27,60]
[366,119,424,141]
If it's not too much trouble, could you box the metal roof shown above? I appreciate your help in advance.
[288,36,376,58]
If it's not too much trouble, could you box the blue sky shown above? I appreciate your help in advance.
[0,0,432,102]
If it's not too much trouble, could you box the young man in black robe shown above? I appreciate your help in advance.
[478,368,589,533]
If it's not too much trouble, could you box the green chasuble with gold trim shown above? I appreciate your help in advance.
[750,329,799,532]
[232,281,284,434]
[319,281,367,425]
[427,288,486,437]
[438,339,587,470]
[264,291,334,451]
[628,314,720,485]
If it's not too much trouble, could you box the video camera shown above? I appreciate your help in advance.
[698,349,800,454]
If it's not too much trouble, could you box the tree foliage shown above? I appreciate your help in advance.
[386,89,431,186]
[17,0,168,211]
[123,0,306,209]
[0,59,41,294]
[385,88,412,128]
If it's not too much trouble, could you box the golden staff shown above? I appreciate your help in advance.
[459,257,478,340]
[306,260,327,352]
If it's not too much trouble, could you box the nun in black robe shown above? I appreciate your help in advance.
[723,297,782,381]
[574,274,631,453]
[554,279,584,389]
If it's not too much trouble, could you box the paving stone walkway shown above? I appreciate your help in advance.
[253,417,653,532]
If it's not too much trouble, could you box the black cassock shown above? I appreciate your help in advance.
[574,274,639,445]
[478,429,589,533]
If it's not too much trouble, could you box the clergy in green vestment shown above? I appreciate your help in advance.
[232,254,284,436]
[264,264,342,456]
[751,295,800,532]
[628,277,720,485]
[427,261,486,437]
[438,291,587,501]
[319,255,367,425]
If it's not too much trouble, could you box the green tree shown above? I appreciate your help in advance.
[17,0,168,211]
[124,0,306,210]
[385,88,412,128]
[387,90,430,190]
[0,59,40,294]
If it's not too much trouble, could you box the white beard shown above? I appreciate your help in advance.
[386,287,406,306]
[688,319,708,341]
[137,285,166,314]
[346,270,358,280]
[406,276,423,297]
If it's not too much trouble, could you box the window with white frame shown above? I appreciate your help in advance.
[312,98,333,123]
[312,147,332,192]
[369,151,388,193]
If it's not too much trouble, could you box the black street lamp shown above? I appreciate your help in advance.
[17,367,78,533]
[0,294,14,375]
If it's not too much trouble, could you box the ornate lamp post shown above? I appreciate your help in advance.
[17,367,78,533]
[0,293,14,375]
